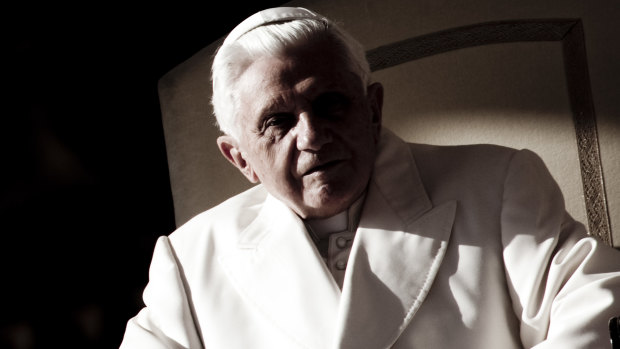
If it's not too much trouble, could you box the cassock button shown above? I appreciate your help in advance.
[335,260,347,270]
[336,237,347,248]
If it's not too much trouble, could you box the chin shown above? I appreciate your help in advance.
[301,187,358,218]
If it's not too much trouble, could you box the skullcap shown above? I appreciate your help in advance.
[222,7,327,46]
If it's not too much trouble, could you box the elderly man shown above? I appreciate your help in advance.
[121,7,620,349]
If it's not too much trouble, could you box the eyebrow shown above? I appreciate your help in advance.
[251,93,294,130]
[251,77,351,126]
[258,93,295,116]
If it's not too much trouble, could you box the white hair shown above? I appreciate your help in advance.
[211,17,371,138]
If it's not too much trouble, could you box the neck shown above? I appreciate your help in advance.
[304,191,367,241]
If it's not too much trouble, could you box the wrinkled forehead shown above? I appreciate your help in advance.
[240,59,352,98]
[238,41,364,97]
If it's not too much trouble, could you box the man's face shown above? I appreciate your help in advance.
[218,39,383,219]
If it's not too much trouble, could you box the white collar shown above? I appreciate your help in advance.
[306,210,348,240]
[305,192,367,241]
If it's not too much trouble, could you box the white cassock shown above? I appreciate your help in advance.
[121,128,620,348]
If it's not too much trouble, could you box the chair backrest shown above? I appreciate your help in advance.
[158,0,620,247]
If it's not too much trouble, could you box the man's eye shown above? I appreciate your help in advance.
[263,113,294,130]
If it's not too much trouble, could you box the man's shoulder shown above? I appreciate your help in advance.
[378,129,530,192]
[404,141,521,191]
[199,184,268,221]
[168,185,269,248]
[408,142,518,171]
[409,141,517,159]
[381,128,518,166]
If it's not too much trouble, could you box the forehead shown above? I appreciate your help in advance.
[248,46,357,88]
[235,42,363,112]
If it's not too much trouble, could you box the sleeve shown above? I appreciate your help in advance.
[501,149,620,349]
[120,236,203,349]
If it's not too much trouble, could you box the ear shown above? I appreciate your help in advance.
[366,82,384,142]
[217,135,260,183]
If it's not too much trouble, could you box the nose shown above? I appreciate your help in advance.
[295,112,332,151]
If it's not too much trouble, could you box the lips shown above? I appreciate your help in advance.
[304,159,345,175]
[297,153,348,177]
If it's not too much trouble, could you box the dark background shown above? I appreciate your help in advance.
[4,2,284,348]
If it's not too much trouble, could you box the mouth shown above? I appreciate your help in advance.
[303,159,345,176]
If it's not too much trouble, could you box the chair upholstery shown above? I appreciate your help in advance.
[158,0,620,247]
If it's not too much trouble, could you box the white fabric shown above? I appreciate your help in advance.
[120,128,620,348]
[307,210,348,239]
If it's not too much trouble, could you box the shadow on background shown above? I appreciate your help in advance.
[3,2,284,348]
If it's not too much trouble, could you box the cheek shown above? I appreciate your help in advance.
[347,122,379,167]
[250,140,296,182]
[342,116,376,147]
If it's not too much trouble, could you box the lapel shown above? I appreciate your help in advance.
[333,130,457,349]
[218,130,456,349]
[218,194,341,349]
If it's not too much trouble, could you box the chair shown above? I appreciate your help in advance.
[157,0,619,248]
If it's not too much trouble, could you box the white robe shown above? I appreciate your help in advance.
[121,129,620,348]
